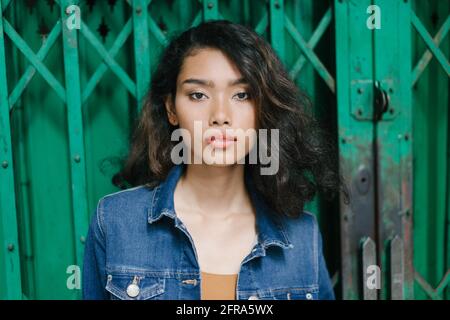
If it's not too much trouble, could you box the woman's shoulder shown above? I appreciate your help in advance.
[279,210,321,244]
[94,184,158,222]
[101,184,155,202]
[281,210,319,229]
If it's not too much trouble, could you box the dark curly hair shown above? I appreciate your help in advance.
[112,19,348,219]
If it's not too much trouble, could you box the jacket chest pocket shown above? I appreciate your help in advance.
[105,273,165,300]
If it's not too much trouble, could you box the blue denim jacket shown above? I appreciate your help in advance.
[82,164,335,300]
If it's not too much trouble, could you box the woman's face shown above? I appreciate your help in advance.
[166,47,257,166]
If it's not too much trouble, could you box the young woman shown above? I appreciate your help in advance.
[83,20,347,300]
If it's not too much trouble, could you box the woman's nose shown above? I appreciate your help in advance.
[209,97,231,126]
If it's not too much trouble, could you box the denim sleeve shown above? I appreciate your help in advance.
[316,217,336,300]
[82,199,108,300]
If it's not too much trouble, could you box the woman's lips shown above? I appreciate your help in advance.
[207,135,237,149]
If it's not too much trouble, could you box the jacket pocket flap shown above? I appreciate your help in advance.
[105,273,165,300]
[242,286,319,300]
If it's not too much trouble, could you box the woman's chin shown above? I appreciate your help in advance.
[200,154,244,166]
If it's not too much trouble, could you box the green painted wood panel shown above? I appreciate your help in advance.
[335,0,377,299]
[411,0,450,300]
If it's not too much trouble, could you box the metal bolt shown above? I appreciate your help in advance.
[274,1,280,9]
[399,209,411,217]
[74,155,81,163]
[136,6,142,14]
[7,244,14,251]
[2,160,8,168]
[357,87,363,94]
[357,109,363,116]
[404,134,409,141]
[398,134,403,140]
[207,2,214,9]
[80,236,86,244]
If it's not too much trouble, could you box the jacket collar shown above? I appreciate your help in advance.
[148,164,293,250]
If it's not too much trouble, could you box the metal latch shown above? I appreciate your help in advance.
[373,80,390,121]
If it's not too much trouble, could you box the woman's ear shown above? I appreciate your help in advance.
[164,94,178,126]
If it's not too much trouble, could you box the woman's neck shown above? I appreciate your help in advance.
[175,164,252,218]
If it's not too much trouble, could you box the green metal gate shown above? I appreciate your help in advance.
[0,0,448,300]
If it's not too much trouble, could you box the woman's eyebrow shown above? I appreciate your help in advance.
[229,78,248,86]
[181,77,248,88]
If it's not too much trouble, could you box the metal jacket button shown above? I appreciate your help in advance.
[126,276,140,298]
[306,293,313,300]
[248,295,259,300]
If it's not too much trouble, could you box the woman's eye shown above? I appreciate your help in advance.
[189,92,207,101]
[234,92,250,101]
